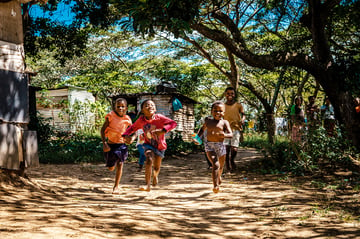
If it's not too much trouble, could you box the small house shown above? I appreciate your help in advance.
[35,86,96,132]
[111,82,198,141]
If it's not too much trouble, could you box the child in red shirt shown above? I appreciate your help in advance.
[123,99,177,192]
[101,98,132,194]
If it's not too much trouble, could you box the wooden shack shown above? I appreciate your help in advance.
[111,82,198,141]
[35,86,96,132]
[0,0,39,171]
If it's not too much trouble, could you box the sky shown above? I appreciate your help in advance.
[29,1,75,25]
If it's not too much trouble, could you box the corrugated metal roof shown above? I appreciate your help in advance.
[110,92,199,104]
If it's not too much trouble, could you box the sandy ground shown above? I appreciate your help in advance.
[0,148,359,239]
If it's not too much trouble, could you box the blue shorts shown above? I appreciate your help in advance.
[105,143,128,167]
[143,143,165,158]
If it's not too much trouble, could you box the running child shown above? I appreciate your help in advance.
[197,101,233,193]
[123,99,177,192]
[100,98,132,194]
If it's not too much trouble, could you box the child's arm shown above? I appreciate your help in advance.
[162,116,178,133]
[197,119,208,138]
[223,120,233,138]
[100,118,111,152]
[122,118,141,144]
[153,115,177,137]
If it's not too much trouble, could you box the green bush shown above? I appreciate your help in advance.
[39,132,104,164]
[28,113,56,144]
[165,132,202,156]
[246,129,359,175]
[300,126,357,170]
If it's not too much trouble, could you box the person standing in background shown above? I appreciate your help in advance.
[306,95,320,131]
[136,128,146,172]
[223,87,246,173]
[290,96,305,142]
[321,96,336,136]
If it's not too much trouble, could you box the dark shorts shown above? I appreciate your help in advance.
[142,143,165,158]
[104,143,128,167]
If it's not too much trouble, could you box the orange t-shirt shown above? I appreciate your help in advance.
[224,102,245,131]
[356,105,360,113]
[105,111,132,144]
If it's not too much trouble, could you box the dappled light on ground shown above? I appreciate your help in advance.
[0,149,359,238]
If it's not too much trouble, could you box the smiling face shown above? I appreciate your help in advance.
[114,99,128,117]
[225,89,236,103]
[141,100,156,119]
[211,103,225,120]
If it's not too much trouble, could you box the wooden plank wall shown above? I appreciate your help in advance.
[0,1,24,44]
[0,40,25,72]
[137,95,195,141]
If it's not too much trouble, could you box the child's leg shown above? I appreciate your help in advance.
[137,144,146,171]
[206,151,220,193]
[229,146,238,170]
[152,155,163,186]
[225,145,231,173]
[205,154,212,169]
[218,154,226,186]
[139,150,155,191]
[112,161,124,194]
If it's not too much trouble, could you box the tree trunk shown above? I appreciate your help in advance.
[332,92,360,150]
[265,112,276,145]
[318,73,360,151]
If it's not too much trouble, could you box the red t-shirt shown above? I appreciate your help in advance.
[123,114,177,150]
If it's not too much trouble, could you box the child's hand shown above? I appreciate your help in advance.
[103,142,110,152]
[124,135,135,145]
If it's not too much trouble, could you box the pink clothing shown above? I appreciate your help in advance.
[105,111,132,144]
[123,114,177,151]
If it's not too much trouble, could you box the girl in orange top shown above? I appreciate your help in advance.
[101,98,132,194]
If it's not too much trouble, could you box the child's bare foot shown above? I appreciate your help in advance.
[152,176,158,186]
[139,185,150,192]
[213,186,220,193]
[112,186,121,194]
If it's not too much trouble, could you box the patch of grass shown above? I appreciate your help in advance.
[311,180,327,189]
[311,204,332,217]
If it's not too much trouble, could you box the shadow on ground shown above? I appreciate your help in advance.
[0,148,359,239]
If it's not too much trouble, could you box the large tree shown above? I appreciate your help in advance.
[111,0,360,150]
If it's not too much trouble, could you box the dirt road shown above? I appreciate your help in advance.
[0,148,359,238]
